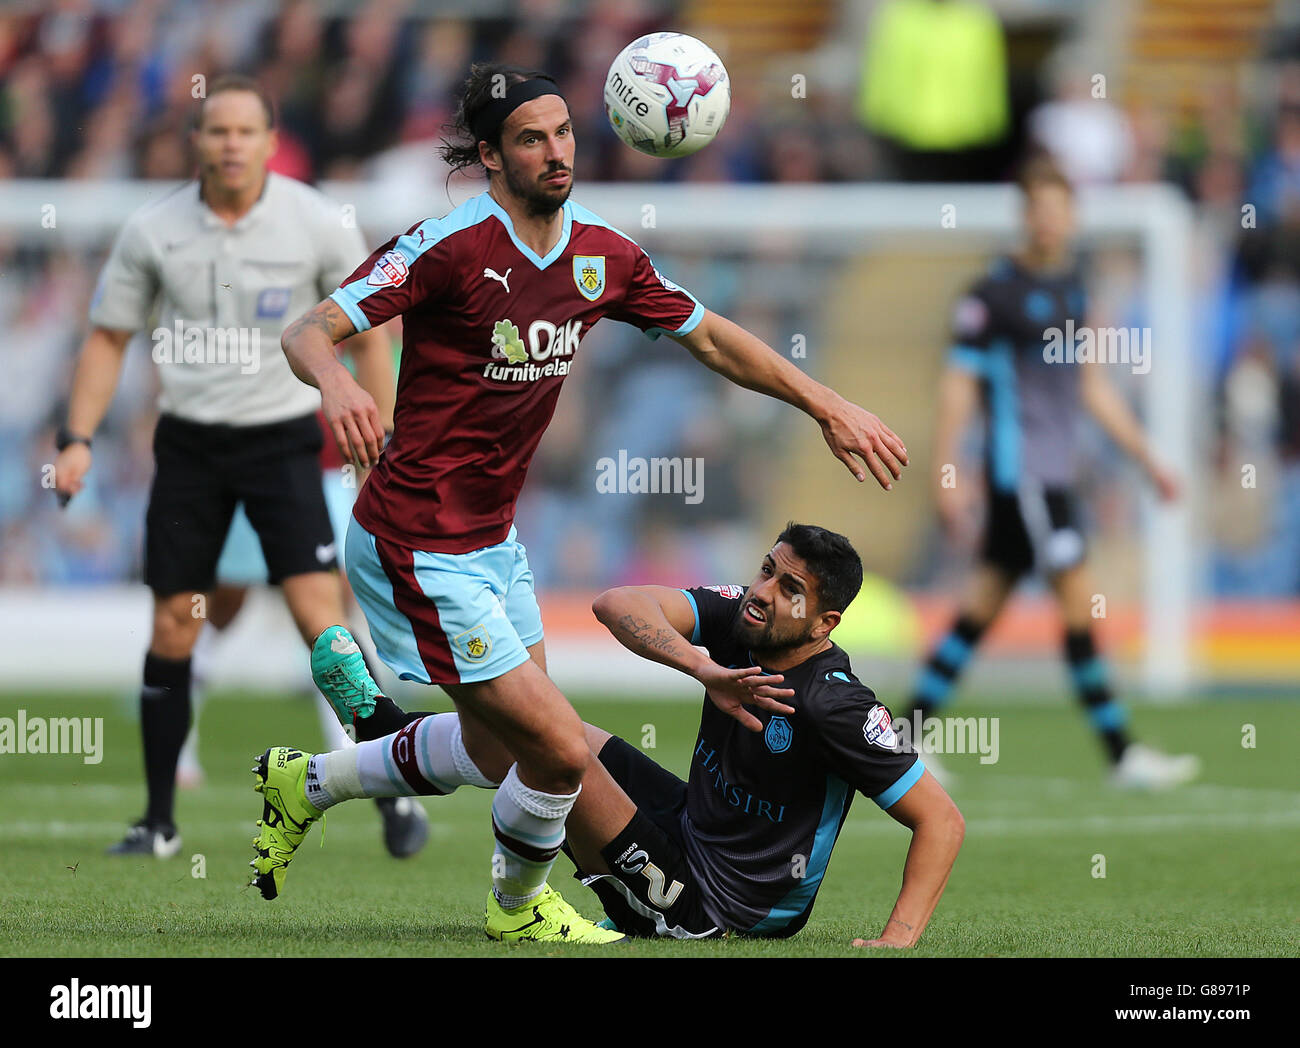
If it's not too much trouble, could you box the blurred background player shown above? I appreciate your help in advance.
[909,154,1199,789]
[52,75,424,856]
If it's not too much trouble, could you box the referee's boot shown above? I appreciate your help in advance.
[106,819,182,859]
[375,796,429,858]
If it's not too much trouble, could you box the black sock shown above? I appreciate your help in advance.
[140,653,192,828]
[356,695,427,741]
[912,614,987,720]
[1064,629,1131,764]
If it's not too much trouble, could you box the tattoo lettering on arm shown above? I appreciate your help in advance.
[616,614,689,657]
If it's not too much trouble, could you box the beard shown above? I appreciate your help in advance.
[503,156,573,217]
[729,598,815,657]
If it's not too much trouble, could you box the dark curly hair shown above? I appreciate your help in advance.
[439,63,559,176]
[775,522,863,614]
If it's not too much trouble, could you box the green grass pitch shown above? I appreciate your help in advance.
[0,691,1296,957]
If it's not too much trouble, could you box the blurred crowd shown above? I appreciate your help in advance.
[2,0,1299,597]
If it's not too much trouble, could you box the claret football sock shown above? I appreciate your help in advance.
[303,711,498,811]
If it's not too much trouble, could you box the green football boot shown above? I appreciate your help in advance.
[249,746,322,900]
[485,884,626,944]
[311,625,381,737]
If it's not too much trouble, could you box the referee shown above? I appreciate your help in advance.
[54,76,424,857]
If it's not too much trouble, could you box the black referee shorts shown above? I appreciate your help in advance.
[144,412,336,596]
[981,484,1086,578]
[566,736,721,940]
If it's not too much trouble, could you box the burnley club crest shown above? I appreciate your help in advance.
[573,255,606,301]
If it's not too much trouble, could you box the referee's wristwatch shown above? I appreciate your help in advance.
[56,426,93,452]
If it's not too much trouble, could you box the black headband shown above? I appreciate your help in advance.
[470,78,565,145]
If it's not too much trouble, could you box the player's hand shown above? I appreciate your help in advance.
[320,367,384,469]
[1147,462,1180,503]
[816,392,908,490]
[696,662,795,733]
[853,915,916,947]
[52,443,93,507]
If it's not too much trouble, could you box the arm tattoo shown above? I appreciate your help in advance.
[616,614,686,657]
[285,301,352,346]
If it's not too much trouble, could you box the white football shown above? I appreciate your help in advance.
[604,32,731,158]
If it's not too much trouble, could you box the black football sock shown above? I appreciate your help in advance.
[1064,628,1131,764]
[911,614,987,720]
[356,695,427,741]
[140,653,192,828]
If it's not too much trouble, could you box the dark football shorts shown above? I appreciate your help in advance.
[566,736,722,940]
[981,484,1086,577]
[144,412,337,595]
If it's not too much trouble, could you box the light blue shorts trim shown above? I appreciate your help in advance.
[345,516,544,686]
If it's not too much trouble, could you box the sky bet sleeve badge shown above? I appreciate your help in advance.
[367,248,409,288]
[573,255,606,301]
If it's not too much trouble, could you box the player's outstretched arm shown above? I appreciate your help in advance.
[670,309,908,490]
[592,586,794,732]
[1079,361,1179,501]
[54,326,133,505]
[853,770,965,949]
[282,299,384,467]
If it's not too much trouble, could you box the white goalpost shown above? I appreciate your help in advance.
[1,179,1200,696]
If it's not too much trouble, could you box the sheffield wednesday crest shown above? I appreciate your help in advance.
[764,715,793,754]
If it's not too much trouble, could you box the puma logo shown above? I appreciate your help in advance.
[483,267,512,293]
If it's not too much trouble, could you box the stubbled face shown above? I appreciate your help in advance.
[731,543,820,654]
[489,94,575,217]
[193,90,275,197]
[1023,182,1075,258]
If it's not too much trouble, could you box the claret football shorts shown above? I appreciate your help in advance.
[344,516,543,685]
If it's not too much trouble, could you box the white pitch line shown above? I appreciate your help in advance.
[983,775,1300,805]
[0,820,454,842]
